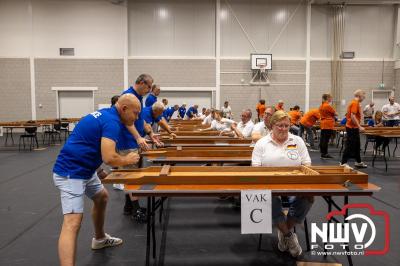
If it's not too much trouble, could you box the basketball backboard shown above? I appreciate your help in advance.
[251,54,272,70]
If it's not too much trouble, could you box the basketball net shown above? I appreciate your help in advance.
[249,63,270,86]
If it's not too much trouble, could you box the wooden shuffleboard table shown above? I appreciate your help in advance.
[142,146,254,165]
[161,136,252,147]
[103,165,380,266]
[160,130,221,136]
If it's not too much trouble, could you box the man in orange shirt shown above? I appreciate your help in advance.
[256,99,266,122]
[299,108,320,150]
[275,100,284,111]
[288,105,301,135]
[340,90,367,168]
[319,94,337,159]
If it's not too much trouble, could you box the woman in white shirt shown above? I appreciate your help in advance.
[251,110,312,258]
[221,101,232,119]
[200,110,235,132]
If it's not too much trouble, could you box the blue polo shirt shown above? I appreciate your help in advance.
[145,94,157,107]
[178,107,186,118]
[142,106,163,125]
[186,106,198,118]
[53,106,123,180]
[117,86,145,150]
[163,107,176,122]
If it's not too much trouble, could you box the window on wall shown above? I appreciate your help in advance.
[128,0,215,57]
[220,0,306,58]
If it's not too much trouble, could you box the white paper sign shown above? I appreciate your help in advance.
[241,190,272,234]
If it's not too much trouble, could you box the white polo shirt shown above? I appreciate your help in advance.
[251,133,311,167]
[363,105,374,117]
[221,106,232,118]
[236,120,254,138]
[382,103,400,120]
[211,118,235,131]
[252,121,270,138]
[202,114,213,125]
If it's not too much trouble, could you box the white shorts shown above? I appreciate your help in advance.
[53,172,104,214]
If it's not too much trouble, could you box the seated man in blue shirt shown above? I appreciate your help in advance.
[142,102,177,139]
[178,103,187,119]
[163,104,179,122]
[53,94,141,266]
[185,104,199,119]
[145,84,160,107]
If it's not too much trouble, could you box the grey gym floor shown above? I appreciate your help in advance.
[0,135,399,266]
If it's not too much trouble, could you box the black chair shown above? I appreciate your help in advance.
[19,122,39,151]
[257,196,310,252]
[43,121,62,145]
[364,135,376,154]
[60,118,70,140]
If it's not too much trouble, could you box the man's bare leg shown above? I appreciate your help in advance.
[91,188,108,239]
[59,213,83,266]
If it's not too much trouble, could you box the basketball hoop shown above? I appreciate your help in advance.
[259,63,267,73]
[249,63,270,86]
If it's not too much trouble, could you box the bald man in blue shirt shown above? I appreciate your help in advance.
[53,94,141,266]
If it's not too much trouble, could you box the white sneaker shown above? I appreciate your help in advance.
[113,183,124,191]
[339,162,350,167]
[285,232,302,257]
[91,233,123,250]
[354,162,367,168]
[277,230,288,252]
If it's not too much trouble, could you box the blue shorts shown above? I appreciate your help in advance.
[272,196,313,225]
[53,172,104,214]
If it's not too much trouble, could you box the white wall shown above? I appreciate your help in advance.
[0,0,125,58]
[0,0,31,57]
[0,0,396,59]
[128,0,215,57]
[221,0,307,58]
[32,0,125,57]
[344,5,394,59]
[311,5,332,58]
[311,5,395,59]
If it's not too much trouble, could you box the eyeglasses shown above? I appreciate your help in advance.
[142,79,152,90]
[273,123,290,129]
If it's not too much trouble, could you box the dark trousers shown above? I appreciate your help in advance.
[320,129,334,155]
[384,120,399,127]
[341,127,361,164]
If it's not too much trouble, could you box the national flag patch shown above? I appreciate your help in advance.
[286,144,297,149]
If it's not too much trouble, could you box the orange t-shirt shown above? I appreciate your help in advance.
[256,103,266,117]
[275,104,284,111]
[300,109,320,127]
[345,99,361,128]
[288,110,301,125]
[319,102,336,130]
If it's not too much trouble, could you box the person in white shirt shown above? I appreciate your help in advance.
[251,110,312,258]
[382,96,400,127]
[202,109,213,125]
[198,107,207,120]
[224,109,254,138]
[363,102,374,119]
[221,101,232,119]
[251,106,275,143]
[200,110,235,132]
